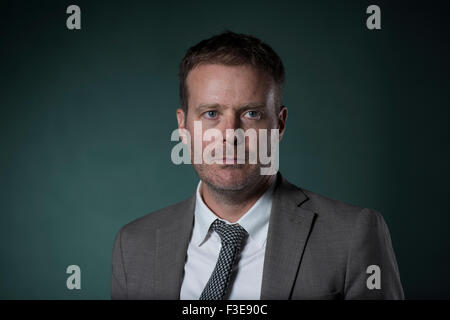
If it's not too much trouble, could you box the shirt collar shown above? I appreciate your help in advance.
[193,179,275,248]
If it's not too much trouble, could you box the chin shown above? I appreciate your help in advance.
[196,164,257,191]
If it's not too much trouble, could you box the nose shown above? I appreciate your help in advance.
[221,112,240,144]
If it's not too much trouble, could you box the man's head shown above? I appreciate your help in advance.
[176,31,288,193]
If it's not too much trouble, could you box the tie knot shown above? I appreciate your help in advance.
[210,219,248,247]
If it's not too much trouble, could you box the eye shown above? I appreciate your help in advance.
[203,110,218,119]
[244,110,261,120]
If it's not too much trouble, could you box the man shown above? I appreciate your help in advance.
[111,31,404,300]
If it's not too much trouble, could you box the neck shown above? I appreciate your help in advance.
[200,175,276,223]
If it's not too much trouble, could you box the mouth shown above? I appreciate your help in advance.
[222,157,245,164]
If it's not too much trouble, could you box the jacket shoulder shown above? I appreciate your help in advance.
[297,184,385,229]
[117,195,195,238]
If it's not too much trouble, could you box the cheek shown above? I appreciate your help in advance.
[189,126,222,156]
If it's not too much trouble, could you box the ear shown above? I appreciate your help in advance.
[176,108,188,144]
[277,106,288,141]
[176,108,186,128]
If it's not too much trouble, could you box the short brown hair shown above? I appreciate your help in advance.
[178,30,285,113]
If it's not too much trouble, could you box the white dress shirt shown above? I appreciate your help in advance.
[180,180,275,300]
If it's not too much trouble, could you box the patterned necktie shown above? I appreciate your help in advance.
[199,219,248,300]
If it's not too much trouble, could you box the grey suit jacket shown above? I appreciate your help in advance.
[111,172,404,300]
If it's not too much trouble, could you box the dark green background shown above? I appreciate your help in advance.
[1,0,449,299]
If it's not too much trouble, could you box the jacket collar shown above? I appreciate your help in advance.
[260,172,316,299]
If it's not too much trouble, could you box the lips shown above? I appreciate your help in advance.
[222,157,245,164]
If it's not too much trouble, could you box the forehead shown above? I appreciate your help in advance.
[186,63,275,110]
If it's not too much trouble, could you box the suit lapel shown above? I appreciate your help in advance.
[260,174,316,299]
[152,194,195,299]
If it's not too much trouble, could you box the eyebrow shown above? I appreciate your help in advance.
[196,103,266,113]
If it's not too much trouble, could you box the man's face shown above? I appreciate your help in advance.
[176,63,287,192]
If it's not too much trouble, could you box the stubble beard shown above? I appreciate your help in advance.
[193,162,265,203]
